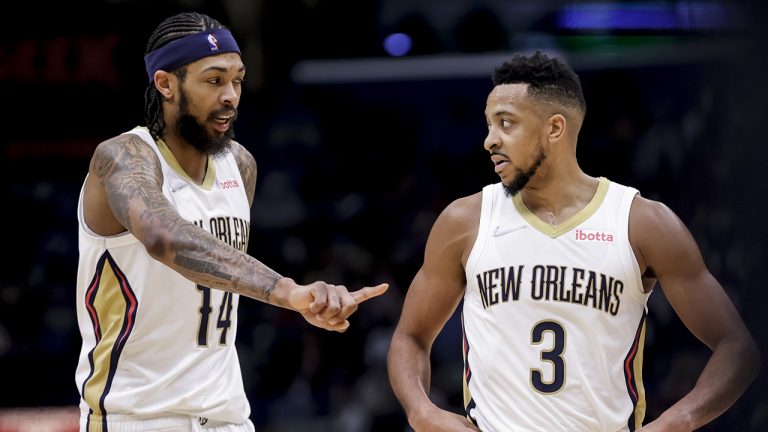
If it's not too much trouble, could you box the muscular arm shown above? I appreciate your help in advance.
[85,134,286,305]
[388,194,481,431]
[630,197,760,431]
[230,141,257,207]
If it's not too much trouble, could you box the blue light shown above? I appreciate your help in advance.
[557,1,729,30]
[384,33,412,57]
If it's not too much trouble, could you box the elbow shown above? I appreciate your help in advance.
[730,332,761,383]
[388,328,430,361]
[744,338,761,381]
[142,228,173,262]
[387,329,408,364]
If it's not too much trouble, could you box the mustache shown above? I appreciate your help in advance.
[209,107,238,121]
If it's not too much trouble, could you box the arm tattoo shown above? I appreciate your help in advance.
[91,134,281,303]
[231,141,257,206]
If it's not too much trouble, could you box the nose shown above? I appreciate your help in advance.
[484,128,499,152]
[221,82,240,107]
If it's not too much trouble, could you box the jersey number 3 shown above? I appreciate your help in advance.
[531,320,566,394]
[196,285,234,346]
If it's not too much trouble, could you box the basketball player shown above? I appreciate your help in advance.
[387,52,759,431]
[75,12,387,432]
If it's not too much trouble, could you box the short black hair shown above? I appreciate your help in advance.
[493,51,586,114]
[143,12,227,140]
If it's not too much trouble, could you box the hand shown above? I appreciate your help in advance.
[411,407,481,432]
[287,281,388,332]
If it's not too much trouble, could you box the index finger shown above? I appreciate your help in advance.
[350,283,389,304]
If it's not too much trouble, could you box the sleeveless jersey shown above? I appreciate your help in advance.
[75,127,252,427]
[462,177,649,432]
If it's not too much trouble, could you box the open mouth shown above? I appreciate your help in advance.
[212,116,232,132]
[491,155,509,172]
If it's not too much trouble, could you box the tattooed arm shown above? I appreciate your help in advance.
[84,133,284,301]
[230,141,257,207]
[82,133,388,332]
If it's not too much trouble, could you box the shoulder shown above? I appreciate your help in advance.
[425,192,482,265]
[629,195,683,233]
[90,132,160,176]
[95,131,152,154]
[228,140,257,172]
[228,140,257,205]
[629,194,696,274]
[435,192,482,229]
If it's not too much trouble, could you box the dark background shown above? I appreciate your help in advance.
[1,0,766,431]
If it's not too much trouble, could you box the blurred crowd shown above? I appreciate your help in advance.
[1,1,766,431]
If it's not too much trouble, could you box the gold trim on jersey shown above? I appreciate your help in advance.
[513,177,609,238]
[83,259,125,412]
[462,329,472,409]
[623,313,647,430]
[461,313,479,427]
[156,138,217,190]
[81,253,138,429]
[86,419,104,432]
[631,322,647,429]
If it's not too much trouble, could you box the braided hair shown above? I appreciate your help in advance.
[143,12,226,140]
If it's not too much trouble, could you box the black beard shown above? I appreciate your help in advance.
[503,149,546,197]
[175,88,236,157]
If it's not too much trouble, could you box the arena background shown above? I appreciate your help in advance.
[1,0,766,431]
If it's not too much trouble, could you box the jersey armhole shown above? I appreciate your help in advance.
[465,184,496,278]
[620,188,647,298]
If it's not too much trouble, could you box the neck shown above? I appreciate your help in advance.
[518,161,598,225]
[162,132,210,184]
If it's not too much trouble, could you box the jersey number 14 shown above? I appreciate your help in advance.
[196,285,234,346]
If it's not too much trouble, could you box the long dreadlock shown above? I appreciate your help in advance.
[143,12,226,140]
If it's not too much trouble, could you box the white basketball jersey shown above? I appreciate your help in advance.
[463,177,649,432]
[75,127,252,428]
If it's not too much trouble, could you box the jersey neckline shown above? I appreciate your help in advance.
[155,137,217,191]
[511,177,609,238]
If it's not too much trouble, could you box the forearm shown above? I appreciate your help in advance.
[155,221,292,307]
[654,337,760,430]
[388,332,438,425]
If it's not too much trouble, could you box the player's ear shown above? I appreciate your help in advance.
[547,113,566,143]
[153,70,175,100]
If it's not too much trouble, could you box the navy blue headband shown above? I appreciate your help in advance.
[144,28,241,83]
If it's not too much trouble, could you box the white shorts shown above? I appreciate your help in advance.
[79,413,255,432]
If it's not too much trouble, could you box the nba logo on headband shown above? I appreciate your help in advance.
[207,34,219,51]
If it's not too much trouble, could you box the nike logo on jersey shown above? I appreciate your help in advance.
[169,182,188,193]
[493,225,527,236]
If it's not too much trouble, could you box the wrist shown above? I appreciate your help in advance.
[655,409,695,432]
[269,277,296,308]
[407,401,438,429]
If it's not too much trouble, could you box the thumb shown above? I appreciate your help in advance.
[351,283,389,304]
